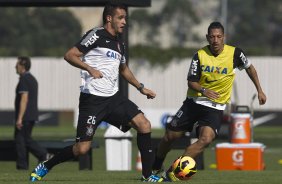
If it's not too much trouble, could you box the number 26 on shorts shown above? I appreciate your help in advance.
[87,116,96,125]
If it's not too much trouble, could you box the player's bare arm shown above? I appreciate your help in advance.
[188,81,220,100]
[64,47,103,79]
[119,64,156,99]
[245,64,266,105]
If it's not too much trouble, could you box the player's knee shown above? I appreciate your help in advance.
[133,118,151,133]
[162,132,178,144]
[198,135,213,147]
[140,120,151,133]
[73,143,91,156]
[78,147,90,155]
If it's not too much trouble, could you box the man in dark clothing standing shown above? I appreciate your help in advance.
[15,56,47,170]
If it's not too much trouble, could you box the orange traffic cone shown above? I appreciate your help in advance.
[136,151,142,171]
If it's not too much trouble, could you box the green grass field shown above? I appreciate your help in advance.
[0,125,282,184]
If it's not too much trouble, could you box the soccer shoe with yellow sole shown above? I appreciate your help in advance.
[162,171,180,182]
[30,162,49,182]
[141,174,164,182]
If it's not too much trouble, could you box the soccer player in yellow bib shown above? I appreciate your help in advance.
[152,21,267,181]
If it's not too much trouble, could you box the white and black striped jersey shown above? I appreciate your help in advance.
[75,27,126,97]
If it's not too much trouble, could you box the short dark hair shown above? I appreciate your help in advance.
[102,2,126,25]
[18,56,31,71]
[208,22,224,34]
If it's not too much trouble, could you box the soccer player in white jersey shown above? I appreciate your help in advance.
[30,3,163,182]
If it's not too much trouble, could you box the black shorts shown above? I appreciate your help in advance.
[76,92,142,142]
[166,98,223,136]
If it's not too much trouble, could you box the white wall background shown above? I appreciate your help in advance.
[0,57,80,111]
[0,57,280,127]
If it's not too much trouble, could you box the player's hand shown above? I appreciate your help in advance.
[16,119,23,130]
[202,88,220,99]
[141,88,156,99]
[258,91,266,105]
[87,67,103,79]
